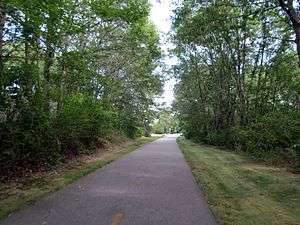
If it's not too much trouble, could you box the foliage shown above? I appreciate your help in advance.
[56,94,117,155]
[0,0,162,173]
[151,107,180,134]
[172,0,300,167]
[232,110,300,167]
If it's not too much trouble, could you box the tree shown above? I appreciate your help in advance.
[152,108,180,134]
[0,3,5,78]
[278,0,300,66]
[0,0,163,173]
[172,0,300,166]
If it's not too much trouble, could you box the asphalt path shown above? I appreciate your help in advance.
[0,134,216,225]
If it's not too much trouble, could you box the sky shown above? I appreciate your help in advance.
[150,0,176,107]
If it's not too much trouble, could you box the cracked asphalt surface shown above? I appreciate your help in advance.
[0,135,216,225]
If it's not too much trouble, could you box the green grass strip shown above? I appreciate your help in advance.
[178,137,300,225]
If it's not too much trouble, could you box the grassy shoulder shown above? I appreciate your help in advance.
[0,136,160,220]
[178,137,300,225]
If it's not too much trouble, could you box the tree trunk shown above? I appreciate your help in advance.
[235,13,248,126]
[0,4,5,78]
[57,59,66,112]
[44,43,54,111]
[294,25,300,66]
[23,16,32,97]
[279,0,300,66]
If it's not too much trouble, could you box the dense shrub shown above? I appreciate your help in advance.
[0,101,61,170]
[118,113,143,139]
[205,131,229,146]
[182,110,300,169]
[56,94,117,155]
[232,110,300,166]
[0,94,144,173]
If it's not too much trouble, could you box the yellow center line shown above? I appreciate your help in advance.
[110,212,125,225]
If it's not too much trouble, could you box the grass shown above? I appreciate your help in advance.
[178,137,300,225]
[0,136,160,220]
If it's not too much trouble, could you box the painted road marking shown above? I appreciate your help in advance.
[110,212,125,225]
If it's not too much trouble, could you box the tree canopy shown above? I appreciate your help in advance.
[151,107,180,134]
[0,0,162,172]
[172,0,300,167]
[1,0,300,173]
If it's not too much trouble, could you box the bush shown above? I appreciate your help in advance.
[0,101,61,171]
[0,92,154,175]
[182,109,300,169]
[56,94,117,155]
[117,112,143,138]
[205,130,229,146]
[0,94,119,173]
[232,110,300,166]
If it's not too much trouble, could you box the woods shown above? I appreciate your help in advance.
[0,0,162,174]
[0,0,299,179]
[151,107,180,134]
[172,0,300,168]
[0,1,300,224]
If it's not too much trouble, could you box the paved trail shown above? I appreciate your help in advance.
[1,135,216,225]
